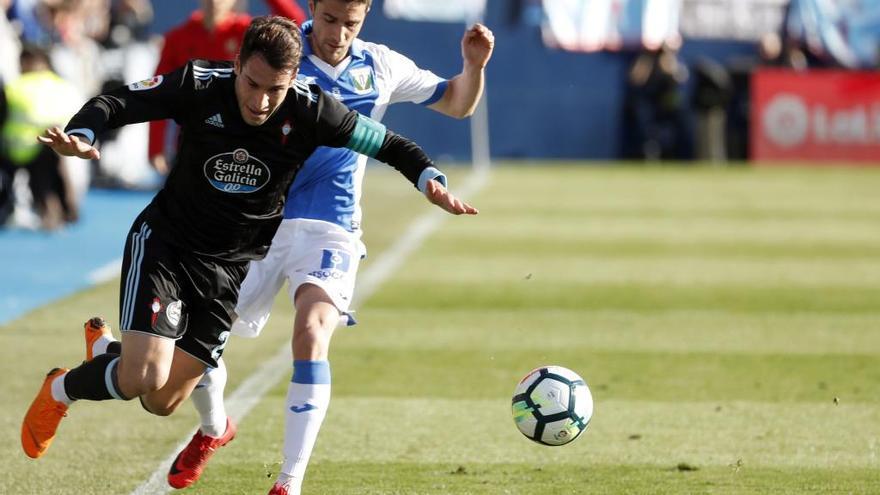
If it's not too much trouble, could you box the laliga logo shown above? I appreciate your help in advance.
[762,94,808,148]
[763,93,880,148]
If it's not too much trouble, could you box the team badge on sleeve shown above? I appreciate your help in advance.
[128,75,163,91]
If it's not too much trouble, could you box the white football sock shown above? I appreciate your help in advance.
[279,360,331,491]
[274,473,298,494]
[91,334,116,357]
[191,357,228,438]
[50,371,73,405]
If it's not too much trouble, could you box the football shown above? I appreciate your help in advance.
[511,365,593,446]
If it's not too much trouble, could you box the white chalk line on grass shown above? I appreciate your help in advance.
[131,168,489,495]
[88,259,123,285]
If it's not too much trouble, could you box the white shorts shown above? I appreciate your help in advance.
[231,218,365,338]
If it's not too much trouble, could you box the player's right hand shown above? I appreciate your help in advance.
[425,179,479,216]
[37,126,101,160]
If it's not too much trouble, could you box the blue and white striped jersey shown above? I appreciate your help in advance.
[283,21,448,231]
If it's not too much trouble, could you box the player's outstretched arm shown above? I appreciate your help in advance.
[424,179,478,216]
[313,88,479,215]
[37,126,100,160]
[429,23,495,119]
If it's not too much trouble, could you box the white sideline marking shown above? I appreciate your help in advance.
[131,168,489,495]
[88,259,122,284]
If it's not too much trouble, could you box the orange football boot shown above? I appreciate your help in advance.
[21,368,69,459]
[84,317,114,361]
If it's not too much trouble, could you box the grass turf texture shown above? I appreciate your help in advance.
[2,164,879,494]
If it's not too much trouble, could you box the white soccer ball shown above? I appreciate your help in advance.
[511,365,593,446]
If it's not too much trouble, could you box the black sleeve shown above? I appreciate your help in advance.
[373,130,434,187]
[306,84,434,188]
[306,82,360,148]
[64,63,193,142]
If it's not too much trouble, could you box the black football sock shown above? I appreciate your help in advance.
[106,341,122,354]
[64,353,131,401]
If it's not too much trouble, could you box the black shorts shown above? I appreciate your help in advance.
[119,213,248,368]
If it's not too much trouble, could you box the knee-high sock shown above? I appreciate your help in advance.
[278,360,331,491]
[190,357,229,437]
[91,336,120,357]
[63,353,129,401]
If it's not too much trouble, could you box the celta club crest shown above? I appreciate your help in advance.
[233,149,249,163]
[150,297,163,326]
[281,120,292,145]
[349,67,374,94]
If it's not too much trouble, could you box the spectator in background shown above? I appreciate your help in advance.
[725,32,808,161]
[691,56,731,163]
[1,0,22,82]
[622,41,690,161]
[101,0,153,49]
[80,0,156,190]
[1,44,85,229]
[45,0,108,98]
[149,0,307,174]
[8,0,54,45]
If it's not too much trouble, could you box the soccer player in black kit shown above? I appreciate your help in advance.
[22,15,477,460]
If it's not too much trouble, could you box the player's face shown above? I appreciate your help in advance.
[308,0,368,66]
[234,54,296,126]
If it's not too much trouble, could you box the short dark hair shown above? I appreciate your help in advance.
[239,16,303,72]
[314,0,372,8]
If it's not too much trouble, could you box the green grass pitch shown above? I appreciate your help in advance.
[2,164,879,494]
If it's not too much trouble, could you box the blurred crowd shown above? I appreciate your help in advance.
[0,0,156,231]
[620,2,880,164]
[0,0,305,231]
[2,0,876,231]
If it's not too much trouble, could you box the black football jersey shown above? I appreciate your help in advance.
[65,60,433,261]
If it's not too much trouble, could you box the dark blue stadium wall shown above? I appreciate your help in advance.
[357,0,633,161]
[153,1,756,160]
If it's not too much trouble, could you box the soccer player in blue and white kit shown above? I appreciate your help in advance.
[158,0,495,493]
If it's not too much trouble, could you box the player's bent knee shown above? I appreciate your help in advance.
[148,402,179,417]
[293,317,335,360]
[118,368,170,398]
[140,393,186,416]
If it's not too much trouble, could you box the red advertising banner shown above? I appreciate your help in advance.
[752,69,880,164]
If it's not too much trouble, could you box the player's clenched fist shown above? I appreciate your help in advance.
[462,23,495,69]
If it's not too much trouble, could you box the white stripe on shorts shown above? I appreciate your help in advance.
[122,223,151,330]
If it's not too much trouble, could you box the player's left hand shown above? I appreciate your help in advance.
[425,179,479,215]
[461,23,495,70]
